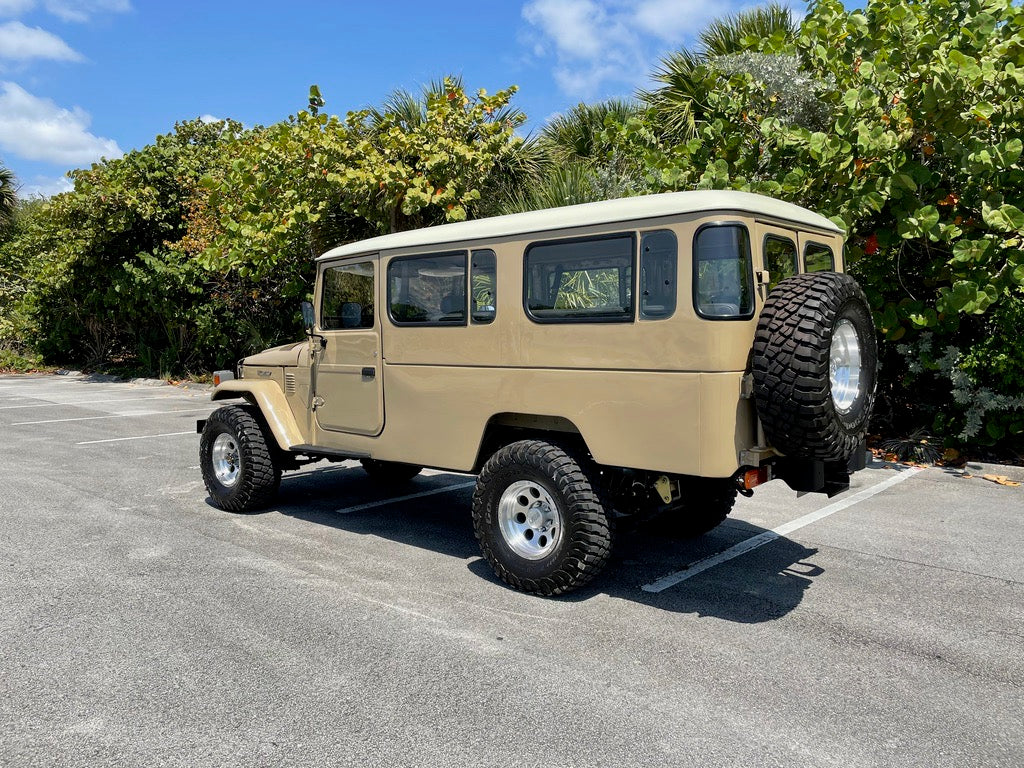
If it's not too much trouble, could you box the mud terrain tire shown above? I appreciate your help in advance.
[200,404,281,512]
[752,272,877,461]
[472,440,613,596]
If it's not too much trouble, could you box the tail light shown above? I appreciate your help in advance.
[743,466,769,490]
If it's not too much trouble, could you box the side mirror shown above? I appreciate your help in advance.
[300,301,316,333]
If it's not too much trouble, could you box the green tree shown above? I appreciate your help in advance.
[641,2,799,139]
[539,99,640,163]
[0,164,16,230]
[8,118,275,373]
[499,100,647,215]
[202,79,528,281]
[620,0,1024,447]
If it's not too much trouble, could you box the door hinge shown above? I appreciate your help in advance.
[312,395,325,411]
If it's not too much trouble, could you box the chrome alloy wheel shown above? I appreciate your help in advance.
[830,318,863,413]
[211,432,241,488]
[497,480,563,560]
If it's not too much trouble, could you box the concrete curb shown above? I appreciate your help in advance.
[961,461,1024,484]
[49,370,212,394]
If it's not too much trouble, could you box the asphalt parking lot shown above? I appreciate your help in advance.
[1,373,1022,768]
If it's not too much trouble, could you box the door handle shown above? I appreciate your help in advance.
[361,366,375,379]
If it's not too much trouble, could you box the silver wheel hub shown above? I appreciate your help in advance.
[497,480,563,560]
[212,432,241,488]
[830,318,863,413]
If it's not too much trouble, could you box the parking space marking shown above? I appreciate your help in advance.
[0,396,187,410]
[12,408,213,425]
[641,466,926,593]
[77,431,195,445]
[335,481,477,515]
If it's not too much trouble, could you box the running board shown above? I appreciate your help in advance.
[288,444,370,460]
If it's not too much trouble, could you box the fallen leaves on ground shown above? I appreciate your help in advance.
[982,474,1021,487]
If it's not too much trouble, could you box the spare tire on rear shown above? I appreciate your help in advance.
[752,272,877,461]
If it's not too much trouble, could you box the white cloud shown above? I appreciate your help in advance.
[43,0,130,23]
[633,0,722,42]
[0,0,131,22]
[0,20,81,61]
[0,0,34,19]
[522,0,646,98]
[0,81,122,165]
[522,0,758,97]
[18,172,72,197]
[198,114,222,124]
[523,0,608,60]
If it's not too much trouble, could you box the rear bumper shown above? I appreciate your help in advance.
[772,440,868,497]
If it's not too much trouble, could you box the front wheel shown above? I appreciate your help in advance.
[200,405,281,512]
[472,440,613,596]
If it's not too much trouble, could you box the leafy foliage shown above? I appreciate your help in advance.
[0,80,531,376]
[641,2,798,139]
[0,163,16,230]
[608,0,1024,449]
[1,5,1021,452]
[200,79,527,283]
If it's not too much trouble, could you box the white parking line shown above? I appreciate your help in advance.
[0,396,186,410]
[77,431,195,445]
[641,466,926,593]
[336,481,476,514]
[13,408,212,425]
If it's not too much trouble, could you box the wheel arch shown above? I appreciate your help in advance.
[211,380,303,452]
[471,412,590,473]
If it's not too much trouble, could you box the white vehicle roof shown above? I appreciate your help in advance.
[317,190,843,262]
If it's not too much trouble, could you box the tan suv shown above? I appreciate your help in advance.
[197,190,877,595]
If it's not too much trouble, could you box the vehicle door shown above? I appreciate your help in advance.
[314,257,384,436]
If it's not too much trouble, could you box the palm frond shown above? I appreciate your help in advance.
[0,165,17,228]
[539,99,639,162]
[698,3,797,56]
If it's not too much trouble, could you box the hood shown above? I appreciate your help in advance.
[242,340,306,368]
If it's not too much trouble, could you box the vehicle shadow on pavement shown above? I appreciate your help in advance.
[273,466,481,560]
[272,466,824,622]
[468,522,824,622]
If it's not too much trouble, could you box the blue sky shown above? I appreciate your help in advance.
[0,0,783,197]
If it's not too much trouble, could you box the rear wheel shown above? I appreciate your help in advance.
[200,405,281,512]
[360,459,422,484]
[472,440,613,596]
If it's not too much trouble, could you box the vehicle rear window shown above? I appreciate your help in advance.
[388,252,467,326]
[640,230,676,319]
[764,235,797,289]
[694,224,754,319]
[524,234,635,323]
[805,242,834,272]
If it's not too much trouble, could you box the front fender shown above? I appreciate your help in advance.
[211,380,303,451]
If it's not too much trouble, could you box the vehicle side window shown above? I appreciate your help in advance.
[640,230,676,319]
[471,249,497,324]
[764,235,797,289]
[321,261,375,330]
[524,234,634,323]
[388,252,467,326]
[693,224,754,319]
[805,242,834,272]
